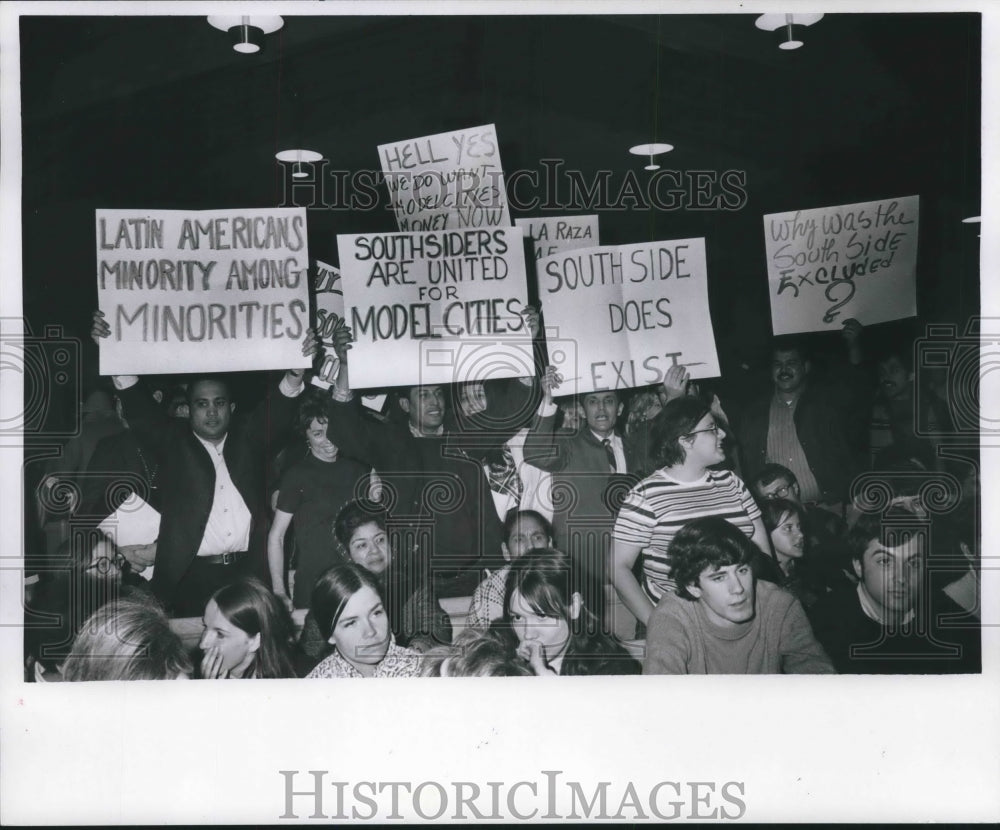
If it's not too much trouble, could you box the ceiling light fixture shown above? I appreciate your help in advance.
[755,13,823,50]
[207,15,284,54]
[961,216,981,223]
[629,142,673,171]
[276,149,324,179]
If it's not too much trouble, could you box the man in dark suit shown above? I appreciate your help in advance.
[91,310,316,616]
[522,365,643,638]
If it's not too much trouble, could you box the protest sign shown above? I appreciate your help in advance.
[514,215,599,260]
[537,238,719,396]
[379,124,510,232]
[311,259,344,389]
[763,195,919,335]
[337,227,532,388]
[96,208,311,375]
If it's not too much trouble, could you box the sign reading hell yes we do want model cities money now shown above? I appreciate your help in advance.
[538,238,720,396]
[763,195,919,335]
[96,208,312,375]
[337,226,532,389]
[379,124,510,232]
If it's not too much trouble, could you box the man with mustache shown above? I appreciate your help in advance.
[735,320,868,518]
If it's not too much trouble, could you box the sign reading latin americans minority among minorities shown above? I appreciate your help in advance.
[538,238,720,396]
[514,215,600,260]
[379,124,511,232]
[337,226,533,389]
[763,195,919,335]
[96,208,311,375]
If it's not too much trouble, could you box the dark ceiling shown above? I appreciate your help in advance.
[18,11,982,378]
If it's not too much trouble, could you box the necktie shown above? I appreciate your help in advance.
[603,438,617,472]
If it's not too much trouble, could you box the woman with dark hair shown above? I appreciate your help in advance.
[199,577,297,679]
[267,393,372,611]
[611,397,772,629]
[501,548,640,676]
[62,598,192,681]
[306,563,420,678]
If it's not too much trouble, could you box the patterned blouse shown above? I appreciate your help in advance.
[306,640,421,678]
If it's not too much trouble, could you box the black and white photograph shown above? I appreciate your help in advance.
[1,0,997,824]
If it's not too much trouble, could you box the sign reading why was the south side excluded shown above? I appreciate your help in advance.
[337,226,533,389]
[96,208,311,375]
[538,238,720,396]
[378,124,510,232]
[514,215,599,260]
[763,195,919,335]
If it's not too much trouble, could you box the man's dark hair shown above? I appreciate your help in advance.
[749,463,798,493]
[669,517,757,601]
[185,375,233,405]
[845,504,924,567]
[770,336,810,363]
[648,397,710,469]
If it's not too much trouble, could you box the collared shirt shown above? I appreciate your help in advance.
[593,430,626,471]
[766,393,822,503]
[305,640,421,678]
[194,433,252,556]
[856,582,916,626]
[408,422,445,438]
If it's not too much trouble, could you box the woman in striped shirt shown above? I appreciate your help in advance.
[611,397,772,629]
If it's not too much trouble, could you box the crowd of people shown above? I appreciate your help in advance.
[23,309,981,680]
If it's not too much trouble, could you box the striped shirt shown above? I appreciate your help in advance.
[613,469,762,602]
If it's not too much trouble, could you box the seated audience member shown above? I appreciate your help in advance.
[199,577,297,679]
[735,323,868,515]
[612,397,771,629]
[306,563,420,679]
[62,599,193,681]
[419,628,534,677]
[91,309,318,618]
[336,500,451,651]
[467,510,554,630]
[749,464,847,563]
[25,533,152,682]
[267,394,371,610]
[807,505,981,674]
[501,548,641,676]
[643,517,835,675]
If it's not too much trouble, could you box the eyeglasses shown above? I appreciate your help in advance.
[684,423,720,438]
[765,484,794,500]
[84,553,127,575]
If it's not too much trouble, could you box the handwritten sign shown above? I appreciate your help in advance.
[96,208,310,375]
[537,239,719,395]
[763,196,919,335]
[514,215,599,260]
[379,124,510,232]
[337,227,532,388]
[311,259,344,389]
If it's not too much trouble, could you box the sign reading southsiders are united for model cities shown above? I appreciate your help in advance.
[337,226,533,388]
[96,208,311,374]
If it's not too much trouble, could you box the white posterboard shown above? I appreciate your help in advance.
[96,208,311,374]
[311,259,344,389]
[514,215,599,260]
[763,195,919,335]
[537,238,719,395]
[337,227,533,388]
[378,124,510,232]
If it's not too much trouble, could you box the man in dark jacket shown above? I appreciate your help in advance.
[735,321,869,512]
[91,310,316,616]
